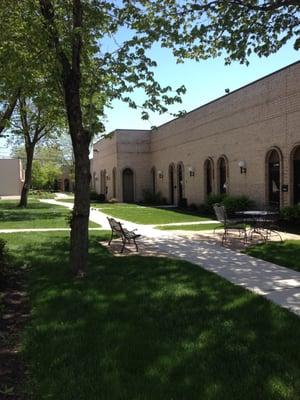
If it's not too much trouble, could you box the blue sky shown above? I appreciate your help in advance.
[102,39,299,134]
[0,39,298,157]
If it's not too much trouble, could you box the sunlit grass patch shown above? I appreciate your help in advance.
[245,240,300,273]
[92,203,212,225]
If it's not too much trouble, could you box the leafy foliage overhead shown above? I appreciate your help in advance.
[1,0,299,131]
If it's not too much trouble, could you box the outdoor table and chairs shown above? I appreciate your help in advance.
[235,210,283,242]
[213,203,283,245]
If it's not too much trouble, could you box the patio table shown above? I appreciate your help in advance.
[235,210,282,242]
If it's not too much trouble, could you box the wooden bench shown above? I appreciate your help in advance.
[107,217,141,253]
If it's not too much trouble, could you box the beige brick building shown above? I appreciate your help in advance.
[92,61,300,208]
[0,159,24,197]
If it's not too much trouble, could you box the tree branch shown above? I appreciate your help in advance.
[0,89,21,135]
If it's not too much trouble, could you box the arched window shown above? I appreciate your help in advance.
[177,162,185,203]
[151,167,156,195]
[100,169,106,196]
[112,167,117,198]
[92,172,96,190]
[204,158,214,197]
[169,163,175,205]
[217,156,228,194]
[122,168,134,203]
[266,148,282,208]
[292,146,300,205]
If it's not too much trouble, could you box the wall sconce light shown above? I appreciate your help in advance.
[188,166,195,177]
[158,170,164,179]
[238,160,247,174]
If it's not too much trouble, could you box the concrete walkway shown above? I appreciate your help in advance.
[39,199,300,316]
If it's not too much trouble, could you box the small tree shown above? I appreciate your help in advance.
[10,96,63,207]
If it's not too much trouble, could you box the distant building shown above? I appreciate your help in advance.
[0,159,24,196]
[55,166,74,192]
[92,61,300,208]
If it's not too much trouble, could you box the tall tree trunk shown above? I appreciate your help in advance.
[70,139,91,276]
[39,0,90,275]
[19,145,34,208]
[65,78,91,276]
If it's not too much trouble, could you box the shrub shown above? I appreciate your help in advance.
[178,198,188,208]
[90,191,106,203]
[29,190,56,199]
[98,194,106,203]
[142,189,164,205]
[200,194,255,216]
[188,203,198,211]
[200,194,226,215]
[280,205,300,224]
[222,195,255,216]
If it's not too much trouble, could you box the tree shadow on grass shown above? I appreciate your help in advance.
[0,201,57,210]
[7,233,300,400]
[0,202,70,224]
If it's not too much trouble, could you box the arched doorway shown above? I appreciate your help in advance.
[266,149,281,207]
[204,158,213,198]
[177,162,185,203]
[151,167,156,195]
[292,146,300,205]
[53,179,59,191]
[100,170,107,197]
[64,178,70,192]
[169,164,175,204]
[112,167,117,198]
[218,156,228,194]
[122,168,134,203]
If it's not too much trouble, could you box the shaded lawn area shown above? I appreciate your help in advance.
[246,240,300,273]
[92,203,212,224]
[156,223,222,231]
[0,200,100,229]
[4,231,300,400]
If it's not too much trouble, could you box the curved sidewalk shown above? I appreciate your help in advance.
[41,199,300,317]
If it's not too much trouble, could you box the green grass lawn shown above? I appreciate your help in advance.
[3,231,300,400]
[0,200,100,229]
[156,223,222,231]
[92,203,213,224]
[246,240,300,273]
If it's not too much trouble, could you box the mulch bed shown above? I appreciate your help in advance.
[0,260,29,400]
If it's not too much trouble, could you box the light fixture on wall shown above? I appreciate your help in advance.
[157,170,164,179]
[188,166,195,177]
[238,160,247,174]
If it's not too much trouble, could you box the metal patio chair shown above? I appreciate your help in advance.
[213,203,247,245]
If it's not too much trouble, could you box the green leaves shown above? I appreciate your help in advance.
[1,0,299,135]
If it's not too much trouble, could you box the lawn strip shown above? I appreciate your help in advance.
[245,240,300,273]
[0,200,100,229]
[92,203,212,224]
